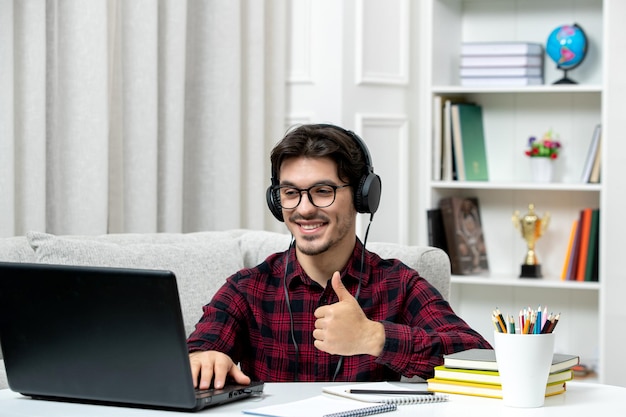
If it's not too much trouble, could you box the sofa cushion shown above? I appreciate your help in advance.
[0,236,36,263]
[238,230,292,268]
[27,231,244,337]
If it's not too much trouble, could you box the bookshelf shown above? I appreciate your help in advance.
[419,0,626,385]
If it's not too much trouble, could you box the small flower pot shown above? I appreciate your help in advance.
[530,158,554,183]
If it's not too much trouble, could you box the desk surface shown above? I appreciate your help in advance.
[1,381,625,416]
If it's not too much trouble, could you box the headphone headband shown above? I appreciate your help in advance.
[266,124,382,221]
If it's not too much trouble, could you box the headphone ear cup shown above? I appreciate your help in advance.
[266,186,284,222]
[354,173,382,214]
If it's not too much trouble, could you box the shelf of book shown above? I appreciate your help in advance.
[420,0,626,385]
[450,275,600,290]
[424,0,608,382]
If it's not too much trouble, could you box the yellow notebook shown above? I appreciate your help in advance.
[433,365,573,386]
[426,378,566,399]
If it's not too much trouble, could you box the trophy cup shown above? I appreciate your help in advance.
[512,203,550,278]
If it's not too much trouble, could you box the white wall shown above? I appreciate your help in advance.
[286,0,422,245]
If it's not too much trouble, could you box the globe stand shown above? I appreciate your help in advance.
[553,69,577,85]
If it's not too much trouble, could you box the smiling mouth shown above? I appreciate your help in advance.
[298,222,326,231]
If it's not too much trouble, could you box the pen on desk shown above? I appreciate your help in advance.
[345,389,434,395]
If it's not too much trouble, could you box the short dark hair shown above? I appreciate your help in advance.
[270,124,367,187]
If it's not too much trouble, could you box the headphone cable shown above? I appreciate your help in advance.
[283,237,299,381]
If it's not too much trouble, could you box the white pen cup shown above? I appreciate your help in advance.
[493,331,555,408]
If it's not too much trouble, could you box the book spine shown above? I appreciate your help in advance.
[460,56,543,67]
[432,95,443,181]
[566,218,582,280]
[457,103,488,181]
[450,104,466,181]
[575,208,593,281]
[584,209,600,282]
[439,197,463,275]
[589,131,603,183]
[460,77,543,87]
[580,124,602,182]
[561,220,578,280]
[461,42,543,56]
[426,208,448,252]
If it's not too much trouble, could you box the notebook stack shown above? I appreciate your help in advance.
[427,348,579,399]
[460,42,544,87]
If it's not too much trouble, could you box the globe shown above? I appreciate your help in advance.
[546,24,588,84]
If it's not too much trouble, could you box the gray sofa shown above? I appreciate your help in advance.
[0,229,451,390]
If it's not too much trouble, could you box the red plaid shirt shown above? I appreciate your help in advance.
[187,240,491,381]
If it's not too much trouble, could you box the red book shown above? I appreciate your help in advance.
[575,208,593,281]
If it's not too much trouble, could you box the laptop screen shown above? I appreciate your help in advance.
[0,262,263,411]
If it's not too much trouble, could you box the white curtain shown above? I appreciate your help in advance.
[0,0,287,237]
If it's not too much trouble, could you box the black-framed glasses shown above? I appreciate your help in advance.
[275,183,350,209]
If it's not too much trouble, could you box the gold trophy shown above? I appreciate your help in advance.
[512,203,550,278]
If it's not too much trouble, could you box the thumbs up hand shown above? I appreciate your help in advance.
[313,272,385,357]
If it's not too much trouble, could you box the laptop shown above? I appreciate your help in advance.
[0,261,264,411]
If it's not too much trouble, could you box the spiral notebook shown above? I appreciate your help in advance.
[323,382,449,405]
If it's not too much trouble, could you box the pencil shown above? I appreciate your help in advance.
[548,313,560,333]
[534,307,542,334]
[345,389,434,395]
[508,315,516,334]
[522,317,528,334]
[493,308,507,333]
[492,315,503,332]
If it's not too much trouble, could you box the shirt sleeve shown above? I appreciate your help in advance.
[375,271,492,379]
[186,273,248,359]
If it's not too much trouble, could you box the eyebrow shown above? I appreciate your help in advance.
[278,180,341,187]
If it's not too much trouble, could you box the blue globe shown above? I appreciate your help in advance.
[546,24,588,84]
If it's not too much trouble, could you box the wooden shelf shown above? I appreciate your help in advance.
[430,181,602,192]
[432,85,603,94]
[451,275,600,290]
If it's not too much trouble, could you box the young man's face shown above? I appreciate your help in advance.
[278,156,356,257]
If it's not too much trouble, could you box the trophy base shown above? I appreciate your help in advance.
[520,264,542,278]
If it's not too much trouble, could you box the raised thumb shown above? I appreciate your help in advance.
[331,271,352,302]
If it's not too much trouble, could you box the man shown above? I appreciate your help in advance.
[187,123,491,390]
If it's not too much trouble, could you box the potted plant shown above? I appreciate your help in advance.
[525,130,561,182]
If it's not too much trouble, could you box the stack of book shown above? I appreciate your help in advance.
[427,348,579,399]
[460,42,544,87]
[561,207,600,282]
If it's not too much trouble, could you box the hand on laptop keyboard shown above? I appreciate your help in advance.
[189,350,251,390]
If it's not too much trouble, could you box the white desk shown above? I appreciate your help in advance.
[1,381,625,416]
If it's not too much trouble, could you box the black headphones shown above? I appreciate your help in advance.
[266,124,382,222]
